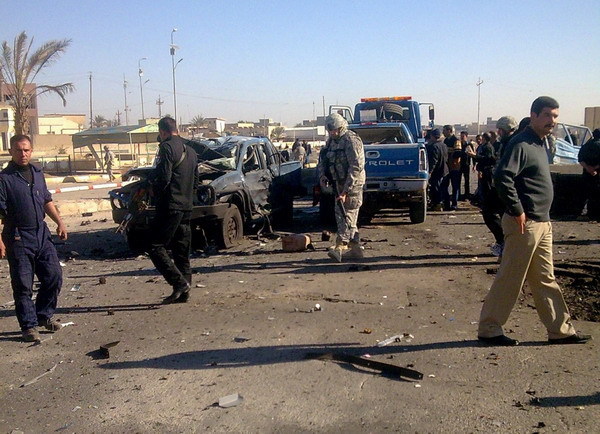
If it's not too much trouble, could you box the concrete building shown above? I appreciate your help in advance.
[38,114,86,135]
[0,82,39,135]
[0,103,15,151]
[205,117,226,133]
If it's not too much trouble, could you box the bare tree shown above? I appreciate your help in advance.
[0,31,74,135]
[270,126,285,141]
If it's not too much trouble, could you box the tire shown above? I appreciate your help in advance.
[409,191,427,224]
[216,205,243,249]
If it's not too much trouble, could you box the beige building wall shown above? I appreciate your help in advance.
[584,107,600,131]
[0,103,15,151]
[38,114,85,135]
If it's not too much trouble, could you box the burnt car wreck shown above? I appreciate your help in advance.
[110,136,304,250]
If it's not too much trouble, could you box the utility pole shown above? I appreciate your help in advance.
[123,75,130,125]
[322,96,325,117]
[138,57,147,120]
[476,77,483,134]
[156,95,164,118]
[115,110,122,125]
[88,72,93,128]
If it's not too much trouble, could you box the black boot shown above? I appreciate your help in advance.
[162,283,191,304]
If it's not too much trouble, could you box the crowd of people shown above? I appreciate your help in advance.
[1,98,598,347]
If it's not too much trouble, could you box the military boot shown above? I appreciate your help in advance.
[327,241,348,263]
[343,241,364,260]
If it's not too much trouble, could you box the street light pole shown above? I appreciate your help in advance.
[476,77,483,135]
[170,28,179,124]
[138,57,147,120]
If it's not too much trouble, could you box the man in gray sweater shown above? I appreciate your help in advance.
[477,96,591,346]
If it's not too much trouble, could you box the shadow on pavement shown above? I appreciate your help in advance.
[531,392,600,407]
[99,340,548,376]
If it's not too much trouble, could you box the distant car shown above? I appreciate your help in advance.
[110,136,304,250]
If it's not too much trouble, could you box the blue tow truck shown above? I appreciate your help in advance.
[318,96,434,224]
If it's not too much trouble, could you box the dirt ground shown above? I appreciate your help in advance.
[0,199,598,432]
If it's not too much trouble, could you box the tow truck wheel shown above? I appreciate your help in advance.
[217,205,243,248]
[409,191,427,224]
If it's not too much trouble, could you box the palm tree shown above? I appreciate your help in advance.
[0,31,74,135]
[93,115,108,128]
[190,115,207,128]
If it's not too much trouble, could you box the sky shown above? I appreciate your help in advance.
[2,0,599,128]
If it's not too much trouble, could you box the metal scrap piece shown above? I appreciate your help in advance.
[306,352,423,381]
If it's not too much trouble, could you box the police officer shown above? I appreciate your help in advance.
[0,135,67,342]
[318,113,366,262]
[148,117,198,304]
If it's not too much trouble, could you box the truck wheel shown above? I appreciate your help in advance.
[409,192,427,224]
[217,205,243,249]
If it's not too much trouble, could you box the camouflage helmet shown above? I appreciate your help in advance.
[496,116,518,132]
[325,113,348,131]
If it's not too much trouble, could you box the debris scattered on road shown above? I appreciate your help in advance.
[98,277,107,285]
[281,234,312,252]
[321,230,331,241]
[87,341,120,360]
[218,393,244,408]
[306,352,423,381]
[61,321,75,328]
[361,328,373,334]
[376,333,414,347]
[82,212,93,217]
[414,384,422,388]
[80,220,91,226]
[20,363,58,387]
[70,284,81,292]
[314,303,322,311]
[196,284,206,288]
[233,336,250,342]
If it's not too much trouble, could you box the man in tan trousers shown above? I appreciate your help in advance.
[477,96,591,346]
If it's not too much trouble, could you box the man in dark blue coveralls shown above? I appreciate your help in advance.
[0,135,67,342]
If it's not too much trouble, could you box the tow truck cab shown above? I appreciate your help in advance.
[330,96,434,142]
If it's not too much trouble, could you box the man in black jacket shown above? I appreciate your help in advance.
[578,128,600,220]
[149,117,198,304]
[426,129,448,211]
[477,97,590,346]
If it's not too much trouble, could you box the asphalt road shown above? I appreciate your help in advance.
[0,196,598,432]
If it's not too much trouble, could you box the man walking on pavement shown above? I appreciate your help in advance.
[477,96,591,346]
[0,135,67,342]
[318,113,365,262]
[103,145,116,181]
[148,117,198,304]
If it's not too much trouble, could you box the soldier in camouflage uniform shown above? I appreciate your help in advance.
[318,113,366,262]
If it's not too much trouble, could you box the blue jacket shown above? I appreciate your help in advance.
[0,162,53,239]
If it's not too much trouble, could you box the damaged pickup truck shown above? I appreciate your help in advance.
[110,136,304,250]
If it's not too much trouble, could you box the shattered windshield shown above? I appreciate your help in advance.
[203,142,239,170]
[351,127,412,145]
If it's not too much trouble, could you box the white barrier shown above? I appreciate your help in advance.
[49,181,135,194]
